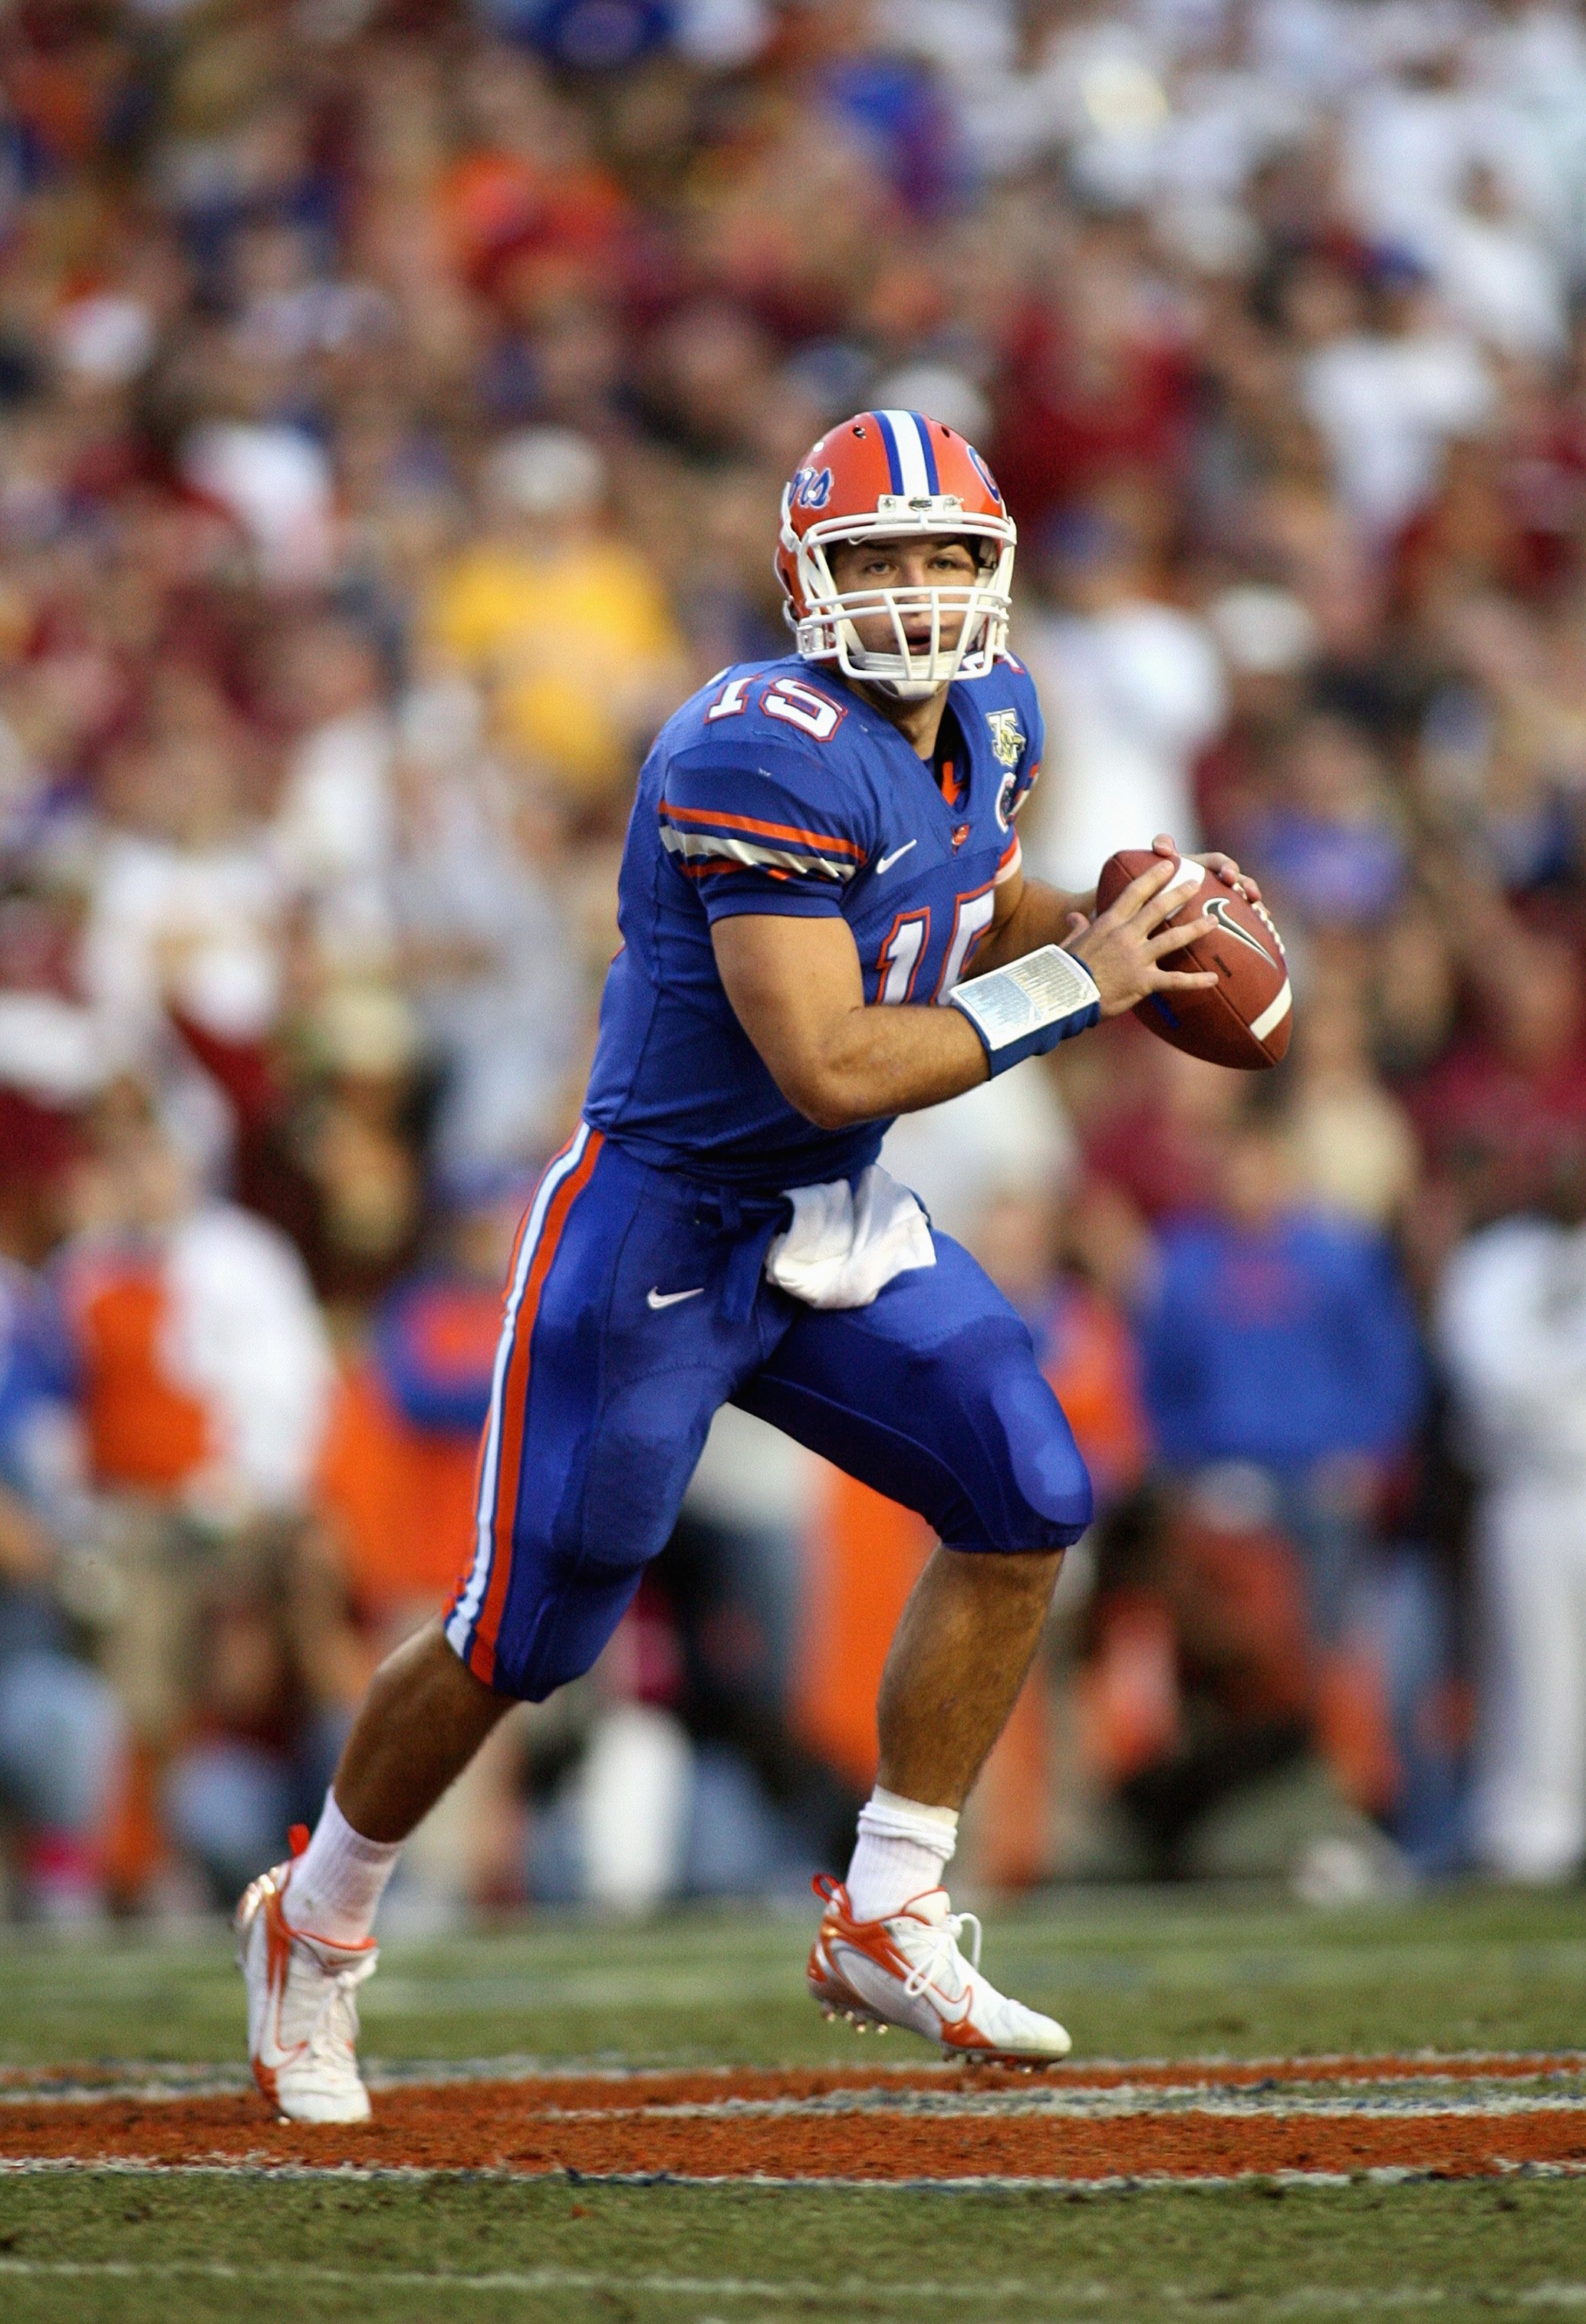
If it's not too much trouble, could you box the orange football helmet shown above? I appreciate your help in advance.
[776,409,1017,700]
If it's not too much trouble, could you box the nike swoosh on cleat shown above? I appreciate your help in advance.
[647,1286,705,1310]
[876,841,917,874]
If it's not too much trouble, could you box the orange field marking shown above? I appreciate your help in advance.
[3,2058,1586,2185]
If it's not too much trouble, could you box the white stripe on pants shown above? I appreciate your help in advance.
[443,1123,590,1658]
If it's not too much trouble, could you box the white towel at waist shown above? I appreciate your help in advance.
[764,1163,936,1310]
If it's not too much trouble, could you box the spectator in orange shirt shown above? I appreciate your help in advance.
[54,1089,341,1902]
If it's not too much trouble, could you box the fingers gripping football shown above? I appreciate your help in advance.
[1061,856,1219,1019]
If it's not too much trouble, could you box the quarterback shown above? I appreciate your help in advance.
[239,409,1252,2119]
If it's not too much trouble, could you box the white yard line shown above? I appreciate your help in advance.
[2,2258,1586,2311]
[3,2050,1582,2107]
[6,2085,1586,2120]
[2,2158,1584,2191]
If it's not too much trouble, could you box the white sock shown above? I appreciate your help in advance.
[845,1787,959,1921]
[286,1791,400,1948]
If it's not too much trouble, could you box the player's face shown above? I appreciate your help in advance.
[826,537,981,656]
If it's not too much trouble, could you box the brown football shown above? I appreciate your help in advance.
[1093,850,1292,1069]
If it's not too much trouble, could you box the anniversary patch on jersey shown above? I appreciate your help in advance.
[985,708,1025,769]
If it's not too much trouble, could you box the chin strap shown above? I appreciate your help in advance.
[852,674,943,703]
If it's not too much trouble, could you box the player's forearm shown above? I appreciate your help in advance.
[970,877,1088,975]
[777,998,991,1129]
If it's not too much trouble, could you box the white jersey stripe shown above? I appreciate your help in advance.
[444,1123,591,1655]
[877,408,931,498]
[659,827,855,882]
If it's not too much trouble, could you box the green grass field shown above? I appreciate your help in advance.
[2,1882,1583,2322]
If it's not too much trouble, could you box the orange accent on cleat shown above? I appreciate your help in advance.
[236,1858,377,2125]
[807,1875,1071,2066]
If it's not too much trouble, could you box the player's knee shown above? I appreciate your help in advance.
[484,1387,709,1700]
[505,1562,645,1701]
[965,1342,1094,1550]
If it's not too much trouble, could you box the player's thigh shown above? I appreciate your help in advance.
[446,1131,748,1698]
[738,1233,1092,1553]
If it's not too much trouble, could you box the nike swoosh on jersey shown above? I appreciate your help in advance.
[876,841,918,874]
[647,1286,706,1310]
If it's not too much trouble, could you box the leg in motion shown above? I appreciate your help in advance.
[236,1622,512,2125]
[877,1543,1065,1810]
[810,1543,1074,2065]
[840,1543,1063,1918]
[239,1135,765,2122]
[742,1235,1087,2064]
[327,1619,514,1847]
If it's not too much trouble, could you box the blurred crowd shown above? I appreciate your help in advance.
[5,0,1586,1921]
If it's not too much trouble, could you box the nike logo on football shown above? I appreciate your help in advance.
[647,1286,705,1310]
[876,841,917,874]
[1205,895,1277,965]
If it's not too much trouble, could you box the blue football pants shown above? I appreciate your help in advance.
[444,1125,1093,1698]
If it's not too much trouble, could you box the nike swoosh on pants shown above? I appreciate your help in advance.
[647,1286,705,1309]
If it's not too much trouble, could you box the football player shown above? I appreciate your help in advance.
[240,409,1255,2115]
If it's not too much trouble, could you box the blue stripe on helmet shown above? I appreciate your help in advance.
[873,409,905,494]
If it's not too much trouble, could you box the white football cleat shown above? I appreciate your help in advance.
[808,1875,1071,2066]
[236,1856,377,2124]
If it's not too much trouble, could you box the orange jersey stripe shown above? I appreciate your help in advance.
[676,858,801,882]
[659,802,865,859]
[468,1129,604,1685]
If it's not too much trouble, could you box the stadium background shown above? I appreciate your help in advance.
[1,0,1584,1937]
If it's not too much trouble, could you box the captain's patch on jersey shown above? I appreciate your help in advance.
[985,708,1025,768]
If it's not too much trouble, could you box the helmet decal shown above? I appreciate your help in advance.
[966,442,1003,506]
[791,465,834,511]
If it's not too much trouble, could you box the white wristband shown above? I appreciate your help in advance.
[948,945,1102,1073]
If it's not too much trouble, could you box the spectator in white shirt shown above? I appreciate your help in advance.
[271,616,398,981]
[82,674,288,1063]
[1018,495,1226,892]
[1437,1146,1586,1882]
[1301,249,1495,541]
[1428,163,1568,361]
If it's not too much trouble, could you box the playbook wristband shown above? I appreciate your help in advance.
[948,945,1102,1075]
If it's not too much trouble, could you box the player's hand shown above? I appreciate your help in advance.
[1152,831,1262,902]
[1061,853,1218,1019]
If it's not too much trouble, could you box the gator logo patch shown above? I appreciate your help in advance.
[985,709,1025,769]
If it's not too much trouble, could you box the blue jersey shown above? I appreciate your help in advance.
[584,653,1045,1188]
